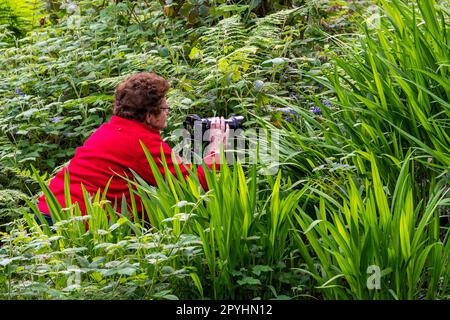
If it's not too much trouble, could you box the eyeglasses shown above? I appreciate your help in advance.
[160,107,170,112]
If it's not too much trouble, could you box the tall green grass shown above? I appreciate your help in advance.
[128,145,308,299]
[9,149,308,299]
[292,152,449,299]
[263,0,450,299]
[321,0,449,187]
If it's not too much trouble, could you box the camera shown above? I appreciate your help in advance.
[183,114,244,135]
[180,114,245,162]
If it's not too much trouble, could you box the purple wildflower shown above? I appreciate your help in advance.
[254,80,264,92]
[310,106,322,115]
[15,88,26,96]
[321,100,331,108]
[51,116,64,123]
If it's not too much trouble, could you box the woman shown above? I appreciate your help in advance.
[36,72,228,226]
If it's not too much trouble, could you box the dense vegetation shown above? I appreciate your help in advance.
[0,0,448,300]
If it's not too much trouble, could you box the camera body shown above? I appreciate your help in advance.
[181,114,245,162]
[183,114,244,135]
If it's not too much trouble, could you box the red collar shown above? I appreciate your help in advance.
[109,115,161,135]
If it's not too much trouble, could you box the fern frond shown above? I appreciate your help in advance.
[0,0,45,38]
[201,15,247,58]
[248,7,305,54]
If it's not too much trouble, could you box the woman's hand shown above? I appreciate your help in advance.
[205,116,229,164]
[210,116,229,150]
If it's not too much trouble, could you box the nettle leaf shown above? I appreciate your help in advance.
[97,229,109,235]
[117,267,136,276]
[175,200,192,208]
[146,252,168,264]
[89,257,106,268]
[237,276,261,286]
[159,47,170,57]
[17,108,39,118]
[60,247,88,254]
[160,266,175,274]
[187,8,200,24]
[152,290,179,300]
[261,57,286,67]
[199,5,209,17]
[252,265,273,276]
[218,58,229,72]
[0,258,12,267]
[76,256,90,268]
[180,3,194,17]
[109,217,128,232]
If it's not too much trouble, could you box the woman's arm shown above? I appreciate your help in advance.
[138,117,229,191]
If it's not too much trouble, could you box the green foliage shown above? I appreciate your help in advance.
[0,1,162,184]
[2,0,448,301]
[129,148,309,299]
[0,220,201,299]
[322,0,450,187]
[292,152,449,299]
[158,0,303,24]
[0,155,311,299]
[0,189,27,231]
[0,0,46,40]
[0,0,351,193]
[284,0,450,299]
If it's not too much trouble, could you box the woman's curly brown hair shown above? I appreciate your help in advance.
[113,72,170,122]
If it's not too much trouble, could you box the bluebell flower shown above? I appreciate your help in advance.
[51,116,64,123]
[15,88,26,96]
[321,100,331,108]
[254,80,264,92]
[310,106,322,115]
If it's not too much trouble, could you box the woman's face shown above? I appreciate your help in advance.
[146,98,169,131]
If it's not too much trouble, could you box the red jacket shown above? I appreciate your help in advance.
[37,115,213,216]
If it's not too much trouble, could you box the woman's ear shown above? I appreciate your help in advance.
[145,113,153,125]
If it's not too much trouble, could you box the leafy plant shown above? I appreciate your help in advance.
[0,0,46,39]
[292,152,449,299]
[0,189,27,231]
[321,0,450,188]
[128,147,310,299]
